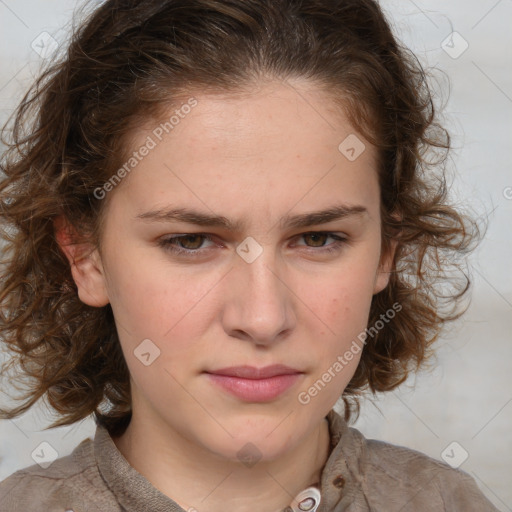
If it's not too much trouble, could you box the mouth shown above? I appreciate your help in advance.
[204,365,304,402]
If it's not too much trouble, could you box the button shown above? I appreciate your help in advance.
[289,486,321,512]
[298,497,316,510]
[332,475,345,488]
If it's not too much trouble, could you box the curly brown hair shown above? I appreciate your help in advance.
[0,0,482,437]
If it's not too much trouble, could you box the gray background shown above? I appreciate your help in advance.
[0,0,511,510]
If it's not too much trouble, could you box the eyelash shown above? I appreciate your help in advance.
[157,232,347,258]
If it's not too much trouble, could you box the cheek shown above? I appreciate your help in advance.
[320,265,378,338]
[105,266,215,399]
[105,255,222,359]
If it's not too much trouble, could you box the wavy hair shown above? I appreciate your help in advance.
[0,0,482,436]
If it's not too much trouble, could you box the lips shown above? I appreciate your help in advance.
[207,364,301,379]
[205,364,303,402]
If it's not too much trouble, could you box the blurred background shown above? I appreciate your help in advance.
[0,0,511,510]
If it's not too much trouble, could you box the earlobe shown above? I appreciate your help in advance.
[54,215,110,307]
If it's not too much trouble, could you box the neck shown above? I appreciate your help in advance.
[113,414,331,512]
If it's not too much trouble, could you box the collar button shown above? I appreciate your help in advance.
[332,475,345,488]
[299,497,317,510]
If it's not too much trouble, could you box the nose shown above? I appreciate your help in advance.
[221,244,296,346]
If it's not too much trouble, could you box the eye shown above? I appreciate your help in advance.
[157,233,216,257]
[294,232,347,254]
[157,231,347,258]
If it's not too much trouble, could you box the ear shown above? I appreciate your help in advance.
[54,215,110,307]
[373,237,398,295]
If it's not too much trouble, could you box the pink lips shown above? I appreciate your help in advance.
[205,364,303,402]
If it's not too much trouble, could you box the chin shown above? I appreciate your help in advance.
[205,434,296,465]
[193,414,304,464]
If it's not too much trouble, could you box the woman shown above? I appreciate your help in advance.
[0,0,497,510]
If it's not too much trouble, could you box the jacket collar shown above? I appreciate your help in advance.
[94,408,367,512]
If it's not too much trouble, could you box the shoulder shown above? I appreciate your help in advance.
[350,427,498,510]
[364,434,466,483]
[328,413,498,511]
[0,435,119,512]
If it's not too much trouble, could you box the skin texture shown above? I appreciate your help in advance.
[56,79,395,512]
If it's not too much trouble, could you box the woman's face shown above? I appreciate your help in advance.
[79,79,393,461]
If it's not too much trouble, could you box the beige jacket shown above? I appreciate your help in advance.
[0,409,499,511]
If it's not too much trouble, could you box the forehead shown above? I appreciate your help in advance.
[107,80,379,224]
[124,78,374,160]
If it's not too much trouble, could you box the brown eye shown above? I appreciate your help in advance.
[157,231,347,259]
[174,234,205,250]
[157,234,215,257]
[295,232,347,253]
[303,232,329,247]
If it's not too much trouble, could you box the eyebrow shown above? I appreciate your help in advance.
[135,203,368,231]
